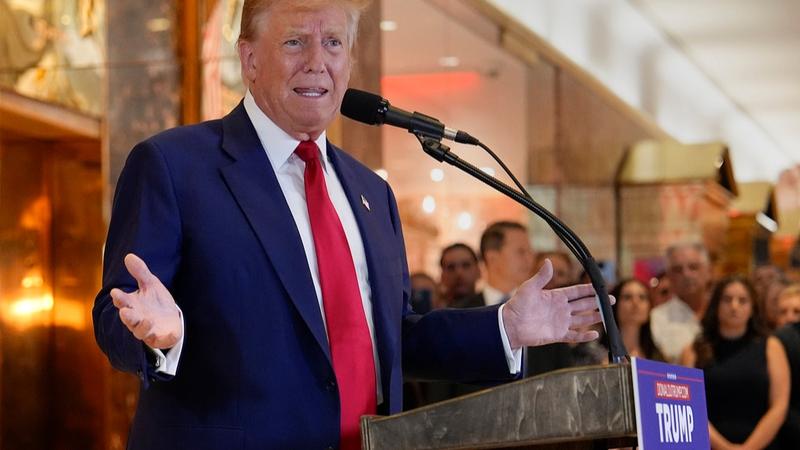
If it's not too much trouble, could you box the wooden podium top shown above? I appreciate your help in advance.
[361,364,638,449]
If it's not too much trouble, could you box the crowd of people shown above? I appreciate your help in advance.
[409,221,800,449]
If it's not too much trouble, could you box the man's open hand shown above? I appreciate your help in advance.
[110,253,182,349]
[502,259,610,349]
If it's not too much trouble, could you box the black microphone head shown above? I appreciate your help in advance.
[341,88,387,125]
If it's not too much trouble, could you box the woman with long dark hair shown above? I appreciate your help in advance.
[610,278,663,361]
[681,275,790,449]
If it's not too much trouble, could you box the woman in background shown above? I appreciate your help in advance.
[681,275,790,450]
[610,278,663,361]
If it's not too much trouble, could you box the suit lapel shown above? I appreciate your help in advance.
[327,143,399,393]
[219,104,330,362]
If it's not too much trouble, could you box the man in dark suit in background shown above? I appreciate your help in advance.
[439,243,481,307]
[456,221,535,308]
[92,1,607,449]
[454,223,579,376]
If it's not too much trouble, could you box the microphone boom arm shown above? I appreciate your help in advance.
[416,134,628,364]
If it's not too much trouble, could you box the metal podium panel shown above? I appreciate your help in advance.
[361,365,638,449]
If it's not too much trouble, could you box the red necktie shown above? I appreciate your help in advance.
[295,140,376,450]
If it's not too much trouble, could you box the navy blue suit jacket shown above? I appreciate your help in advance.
[93,103,512,449]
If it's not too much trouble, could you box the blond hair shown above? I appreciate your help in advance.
[238,0,371,49]
[778,284,800,302]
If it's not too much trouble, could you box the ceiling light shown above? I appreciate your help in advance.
[430,168,444,182]
[438,56,461,68]
[422,196,436,214]
[380,20,398,32]
[457,212,473,230]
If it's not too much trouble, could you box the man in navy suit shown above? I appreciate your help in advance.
[93,1,606,449]
[456,221,536,309]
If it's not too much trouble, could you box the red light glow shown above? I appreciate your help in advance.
[382,72,481,97]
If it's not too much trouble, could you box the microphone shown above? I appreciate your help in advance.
[340,88,480,145]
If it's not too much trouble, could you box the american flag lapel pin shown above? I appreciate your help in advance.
[361,194,370,212]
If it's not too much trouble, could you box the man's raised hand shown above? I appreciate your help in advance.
[110,253,182,349]
[502,259,610,350]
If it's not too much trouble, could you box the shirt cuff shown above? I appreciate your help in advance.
[498,303,522,374]
[147,305,184,376]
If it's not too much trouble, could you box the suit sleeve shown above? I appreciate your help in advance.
[385,185,514,383]
[92,140,182,385]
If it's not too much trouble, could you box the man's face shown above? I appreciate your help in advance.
[440,248,480,301]
[238,1,351,140]
[667,247,710,301]
[486,228,534,288]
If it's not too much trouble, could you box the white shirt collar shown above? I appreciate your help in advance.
[243,89,329,173]
[483,284,514,306]
[666,295,696,315]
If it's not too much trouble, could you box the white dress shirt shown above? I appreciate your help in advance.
[649,296,701,363]
[483,284,511,306]
[151,91,521,389]
[483,284,522,373]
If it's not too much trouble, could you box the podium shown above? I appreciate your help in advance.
[361,365,639,449]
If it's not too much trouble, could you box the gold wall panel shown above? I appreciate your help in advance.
[0,136,107,449]
[0,141,52,449]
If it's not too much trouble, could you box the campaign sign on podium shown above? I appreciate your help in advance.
[631,357,710,449]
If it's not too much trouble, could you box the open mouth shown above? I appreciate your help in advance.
[293,88,328,98]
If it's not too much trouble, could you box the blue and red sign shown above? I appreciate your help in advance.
[631,357,710,449]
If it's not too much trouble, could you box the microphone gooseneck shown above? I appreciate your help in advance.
[340,88,628,363]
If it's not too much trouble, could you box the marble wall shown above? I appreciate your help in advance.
[524,61,666,278]
[618,183,733,278]
[102,1,182,447]
[105,0,181,204]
